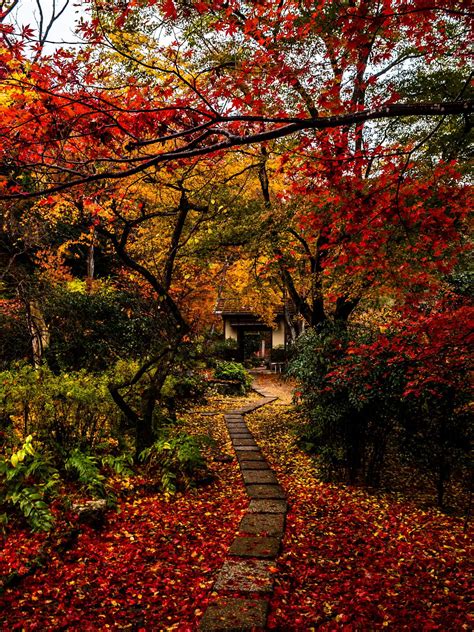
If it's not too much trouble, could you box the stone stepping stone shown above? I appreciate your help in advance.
[200,392,286,632]
[199,597,268,631]
[236,451,266,462]
[214,559,274,593]
[232,438,258,447]
[239,513,285,536]
[230,437,254,443]
[242,470,278,485]
[246,484,285,500]
[239,461,271,470]
[248,499,287,514]
[229,536,280,558]
[234,445,260,451]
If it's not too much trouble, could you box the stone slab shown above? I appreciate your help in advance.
[236,451,266,462]
[242,470,278,485]
[229,536,280,558]
[232,438,258,447]
[239,513,285,536]
[199,597,268,631]
[248,499,288,514]
[246,484,285,500]
[214,559,274,593]
[239,461,271,470]
[228,432,253,438]
[234,445,260,452]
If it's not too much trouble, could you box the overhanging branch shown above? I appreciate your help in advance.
[2,99,472,200]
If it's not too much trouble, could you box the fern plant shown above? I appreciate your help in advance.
[64,449,106,498]
[0,436,59,532]
[139,432,206,493]
[101,453,134,478]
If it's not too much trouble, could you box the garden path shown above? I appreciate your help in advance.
[199,375,292,631]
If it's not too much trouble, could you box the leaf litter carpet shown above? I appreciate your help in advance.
[1,375,471,630]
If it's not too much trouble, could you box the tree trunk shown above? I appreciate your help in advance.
[136,386,157,460]
[26,300,50,366]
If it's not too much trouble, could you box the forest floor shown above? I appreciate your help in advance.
[0,375,472,631]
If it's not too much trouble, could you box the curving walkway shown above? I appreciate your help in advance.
[199,382,287,631]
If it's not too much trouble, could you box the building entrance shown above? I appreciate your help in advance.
[242,329,272,364]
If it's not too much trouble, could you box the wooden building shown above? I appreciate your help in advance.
[214,298,291,364]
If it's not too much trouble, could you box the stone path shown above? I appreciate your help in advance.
[199,384,287,631]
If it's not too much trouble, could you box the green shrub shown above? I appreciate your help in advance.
[270,345,288,364]
[0,363,122,453]
[207,338,239,363]
[161,372,207,420]
[288,324,396,484]
[214,361,252,393]
[139,432,206,493]
[0,436,59,531]
[42,282,159,372]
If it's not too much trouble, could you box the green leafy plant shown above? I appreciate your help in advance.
[139,432,206,493]
[160,372,207,421]
[0,436,59,531]
[214,361,252,393]
[206,337,239,363]
[0,363,122,453]
[64,449,107,498]
[101,453,134,478]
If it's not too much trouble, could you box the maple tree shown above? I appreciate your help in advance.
[1,1,471,324]
[0,3,472,628]
[0,0,470,455]
[0,0,472,199]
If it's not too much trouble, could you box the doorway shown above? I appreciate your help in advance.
[241,329,272,365]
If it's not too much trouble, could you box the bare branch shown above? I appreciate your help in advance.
[2,99,472,200]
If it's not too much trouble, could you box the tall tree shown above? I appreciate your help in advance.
[0,1,472,198]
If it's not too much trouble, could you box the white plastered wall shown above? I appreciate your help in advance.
[272,318,285,347]
[224,319,238,341]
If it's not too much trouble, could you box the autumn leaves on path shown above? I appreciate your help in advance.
[1,379,471,630]
[200,385,286,631]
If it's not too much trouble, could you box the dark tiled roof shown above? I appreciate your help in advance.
[215,298,295,315]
